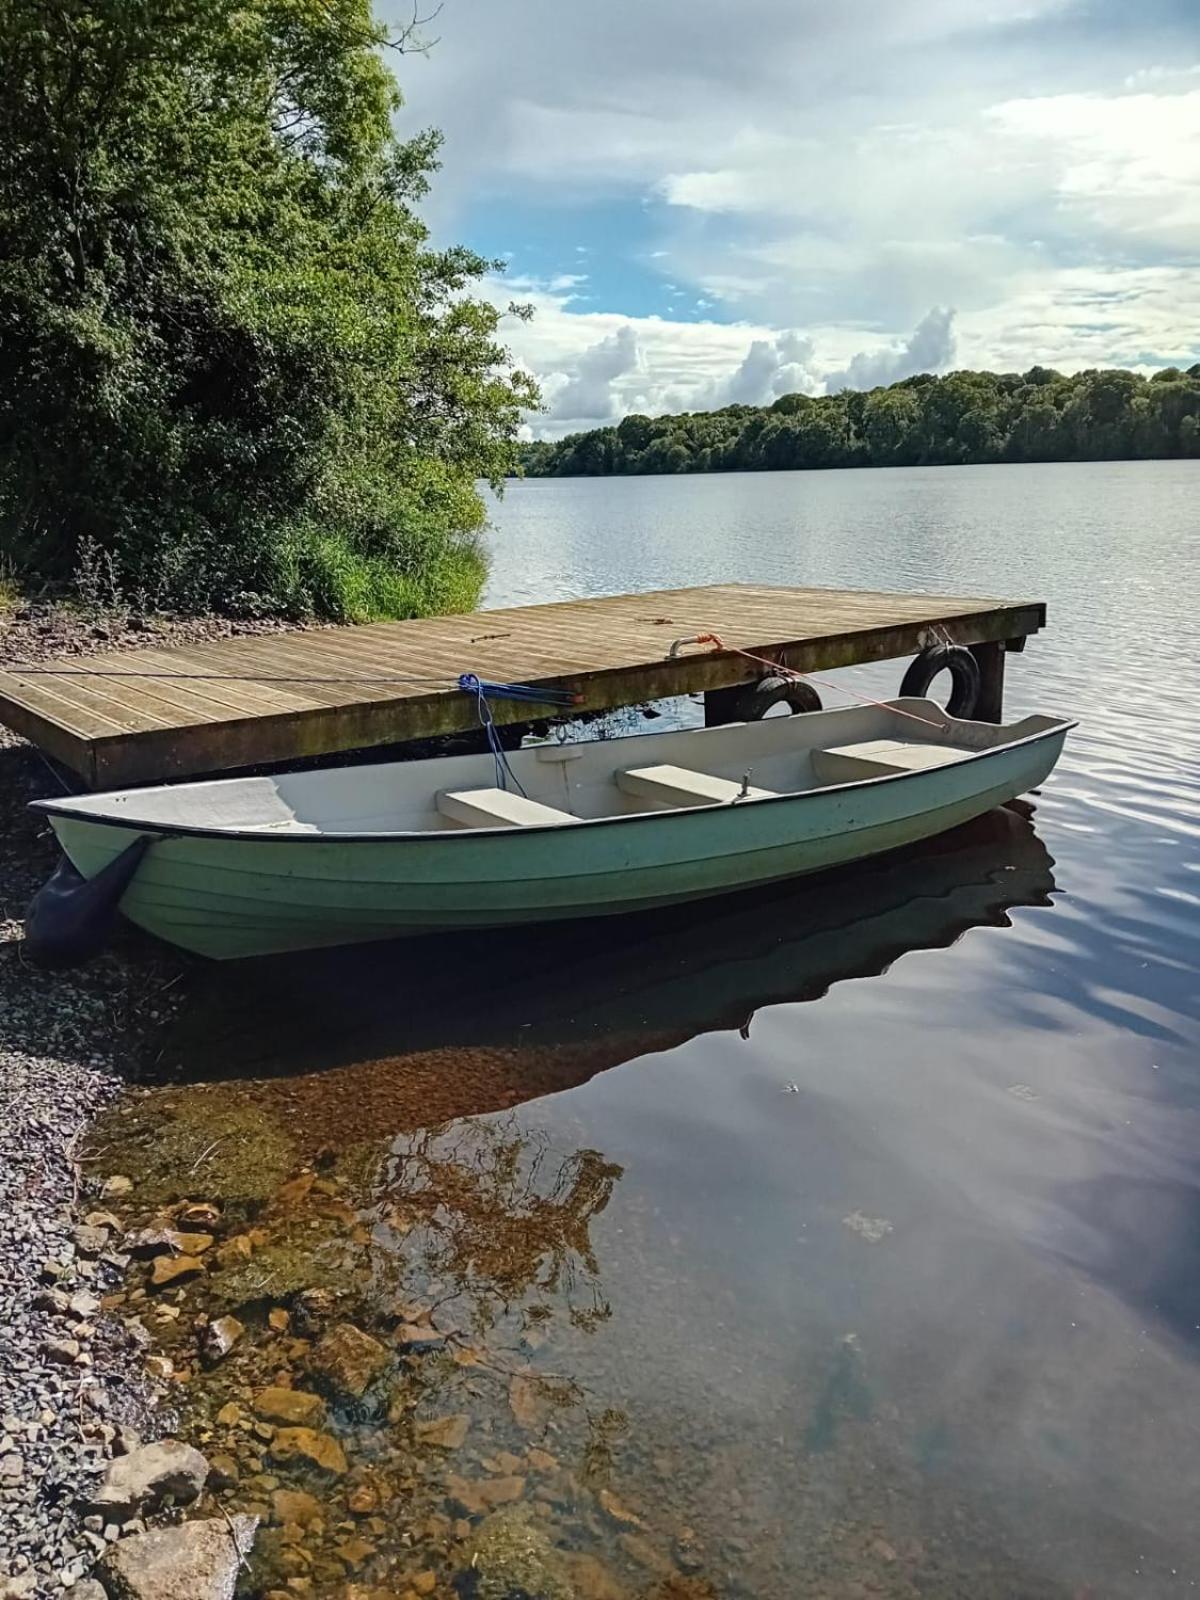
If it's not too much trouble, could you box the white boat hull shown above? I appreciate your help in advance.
[36,700,1071,961]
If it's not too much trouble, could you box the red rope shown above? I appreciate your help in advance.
[692,633,946,730]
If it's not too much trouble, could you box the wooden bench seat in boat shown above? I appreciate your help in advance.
[437,788,576,828]
[617,764,778,808]
[812,739,973,783]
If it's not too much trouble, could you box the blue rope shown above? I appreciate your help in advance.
[458,673,527,794]
[457,676,578,707]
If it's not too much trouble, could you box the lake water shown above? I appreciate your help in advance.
[101,460,1200,1599]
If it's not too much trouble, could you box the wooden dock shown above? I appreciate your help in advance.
[0,584,1045,788]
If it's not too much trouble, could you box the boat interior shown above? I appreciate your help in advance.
[43,699,1068,837]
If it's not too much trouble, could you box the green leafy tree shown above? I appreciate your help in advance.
[521,364,1198,478]
[861,387,921,466]
[0,0,538,619]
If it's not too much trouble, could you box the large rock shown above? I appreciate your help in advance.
[308,1322,389,1399]
[99,1514,257,1600]
[89,1439,209,1517]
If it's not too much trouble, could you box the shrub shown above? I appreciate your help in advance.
[0,0,538,619]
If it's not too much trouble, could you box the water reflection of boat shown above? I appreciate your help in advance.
[158,805,1055,1139]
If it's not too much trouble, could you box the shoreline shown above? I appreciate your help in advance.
[0,605,300,1599]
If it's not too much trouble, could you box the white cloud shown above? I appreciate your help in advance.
[692,331,821,408]
[492,266,1200,439]
[825,307,958,392]
[398,0,1200,414]
[544,324,643,427]
[987,89,1200,247]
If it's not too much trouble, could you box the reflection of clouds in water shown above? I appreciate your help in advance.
[1047,1173,1200,1343]
[552,1013,1200,1596]
[992,881,1198,1048]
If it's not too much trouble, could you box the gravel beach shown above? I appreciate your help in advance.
[0,604,300,1597]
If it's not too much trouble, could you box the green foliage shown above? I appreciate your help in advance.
[522,364,1200,479]
[0,0,538,620]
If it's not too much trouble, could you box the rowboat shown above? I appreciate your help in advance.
[30,698,1072,961]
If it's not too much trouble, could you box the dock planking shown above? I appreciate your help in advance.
[0,584,1045,788]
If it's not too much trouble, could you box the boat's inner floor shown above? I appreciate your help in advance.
[435,737,985,832]
[49,701,1066,836]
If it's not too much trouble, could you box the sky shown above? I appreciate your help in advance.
[385,0,1200,436]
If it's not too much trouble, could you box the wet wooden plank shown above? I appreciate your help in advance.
[0,584,1047,786]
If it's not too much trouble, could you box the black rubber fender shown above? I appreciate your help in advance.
[898,644,980,718]
[734,674,823,720]
[24,836,150,968]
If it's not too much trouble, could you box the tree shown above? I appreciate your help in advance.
[0,0,538,620]
[861,387,921,466]
[519,364,1200,479]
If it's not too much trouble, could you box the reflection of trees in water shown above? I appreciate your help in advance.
[378,1115,624,1338]
[374,1116,633,1489]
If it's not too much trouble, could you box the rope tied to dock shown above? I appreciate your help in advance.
[456,673,586,795]
[674,632,946,729]
[455,675,518,795]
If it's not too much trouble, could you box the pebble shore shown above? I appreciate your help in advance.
[0,745,168,1596]
[0,603,300,1598]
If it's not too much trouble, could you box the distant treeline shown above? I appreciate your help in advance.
[520,365,1200,477]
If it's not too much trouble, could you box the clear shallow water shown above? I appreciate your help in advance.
[106,461,1200,1598]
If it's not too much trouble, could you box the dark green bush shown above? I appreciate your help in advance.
[0,0,538,620]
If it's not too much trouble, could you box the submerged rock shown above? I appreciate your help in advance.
[128,1227,193,1259]
[208,1452,240,1489]
[267,1426,348,1477]
[254,1387,326,1427]
[131,1226,215,1259]
[445,1474,525,1517]
[597,1487,646,1529]
[413,1413,469,1450]
[508,1373,550,1432]
[642,1581,719,1600]
[99,1514,257,1600]
[560,1552,630,1600]
[454,1505,573,1600]
[395,1322,446,1352]
[88,1439,209,1518]
[149,1254,205,1289]
[308,1322,389,1399]
[270,1487,323,1527]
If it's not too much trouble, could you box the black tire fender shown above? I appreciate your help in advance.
[898,644,980,718]
[24,835,150,968]
[735,674,823,720]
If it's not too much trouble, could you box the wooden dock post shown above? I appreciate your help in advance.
[969,641,1006,723]
[703,685,744,727]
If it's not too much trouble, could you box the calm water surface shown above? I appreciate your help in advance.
[108,462,1200,1599]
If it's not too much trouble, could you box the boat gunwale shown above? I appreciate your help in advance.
[30,715,1077,845]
